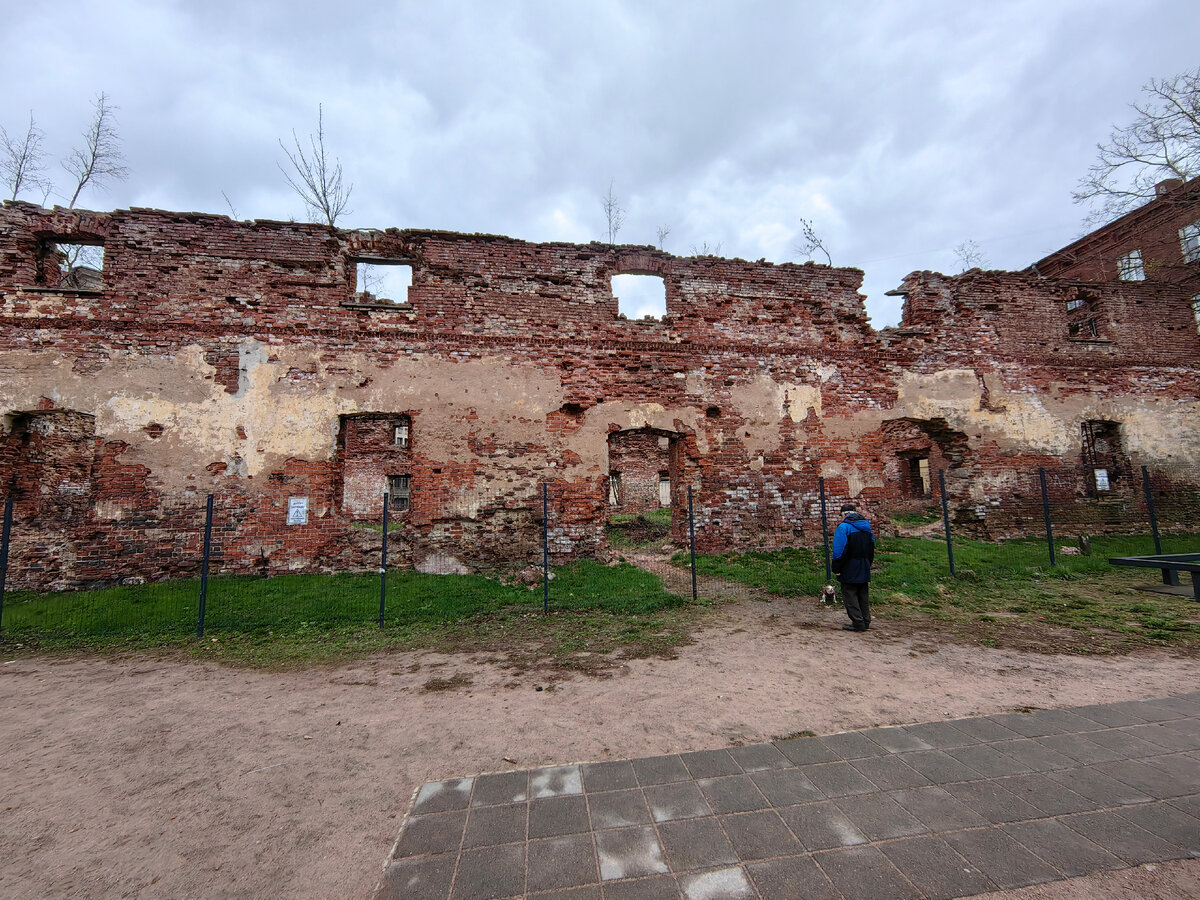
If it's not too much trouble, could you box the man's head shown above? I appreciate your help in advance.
[840,503,856,514]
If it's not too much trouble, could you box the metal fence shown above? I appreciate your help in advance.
[1,464,1198,640]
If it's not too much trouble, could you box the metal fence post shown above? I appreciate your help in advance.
[1142,465,1162,556]
[379,493,390,627]
[0,497,13,632]
[1039,467,1056,567]
[819,477,831,584]
[196,494,214,638]
[938,469,956,577]
[542,482,550,615]
[687,485,698,603]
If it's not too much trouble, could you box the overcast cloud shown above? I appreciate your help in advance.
[4,0,1198,324]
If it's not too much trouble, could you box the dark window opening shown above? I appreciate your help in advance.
[906,456,931,498]
[1081,420,1128,494]
[705,406,721,419]
[608,472,622,506]
[387,474,411,511]
[354,260,412,304]
[1068,318,1099,339]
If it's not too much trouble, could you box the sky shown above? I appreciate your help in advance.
[3,0,1198,325]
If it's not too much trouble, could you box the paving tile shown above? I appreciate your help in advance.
[1115,801,1200,852]
[859,725,933,753]
[850,754,933,791]
[677,866,756,899]
[995,773,1096,816]
[835,792,929,840]
[589,789,652,830]
[880,834,995,900]
[889,786,989,831]
[750,767,823,807]
[530,765,584,799]
[464,802,527,848]
[945,743,1034,778]
[1035,732,1124,765]
[695,775,769,814]
[471,771,528,807]
[802,761,878,798]
[530,795,591,838]
[944,780,1043,824]
[1032,709,1106,733]
[1046,766,1153,806]
[679,748,740,779]
[1071,702,1150,728]
[656,817,738,871]
[994,739,1074,772]
[899,749,984,784]
[413,777,475,814]
[451,843,526,900]
[1096,758,1194,799]
[643,781,711,822]
[1002,819,1125,877]
[747,855,840,900]
[902,720,981,750]
[1146,694,1200,717]
[529,887,602,899]
[594,826,668,881]
[599,874,679,899]
[1147,754,1200,793]
[395,809,468,858]
[814,845,921,900]
[774,736,840,766]
[527,834,600,893]
[777,800,868,849]
[988,711,1070,738]
[631,754,690,786]
[1060,809,1186,864]
[822,730,888,760]
[1084,728,1172,758]
[1128,721,1200,752]
[946,716,1023,743]
[582,761,637,793]
[718,810,804,860]
[1168,793,1200,821]
[1123,700,1187,722]
[378,854,457,900]
[729,742,792,772]
[942,827,1061,890]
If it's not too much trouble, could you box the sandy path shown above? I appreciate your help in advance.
[2,597,1199,899]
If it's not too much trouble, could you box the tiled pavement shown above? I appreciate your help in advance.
[375,694,1200,899]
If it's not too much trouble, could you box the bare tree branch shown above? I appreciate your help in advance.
[1,111,50,202]
[602,180,625,245]
[221,191,239,219]
[953,239,988,272]
[278,104,353,227]
[655,224,670,251]
[1073,68,1200,226]
[64,93,128,209]
[689,240,723,256]
[793,218,831,265]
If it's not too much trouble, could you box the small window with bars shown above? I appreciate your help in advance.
[1180,221,1200,264]
[394,417,410,448]
[1116,249,1146,281]
[387,474,411,511]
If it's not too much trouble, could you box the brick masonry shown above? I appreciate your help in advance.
[2,200,1199,588]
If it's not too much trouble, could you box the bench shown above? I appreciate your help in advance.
[1108,553,1200,601]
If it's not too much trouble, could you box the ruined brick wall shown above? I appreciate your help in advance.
[3,200,1200,588]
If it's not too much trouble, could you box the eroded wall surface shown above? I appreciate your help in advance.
[3,202,1199,588]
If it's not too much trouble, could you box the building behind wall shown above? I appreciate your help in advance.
[2,197,1200,589]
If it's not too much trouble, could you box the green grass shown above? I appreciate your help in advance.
[606,507,673,549]
[885,508,941,526]
[0,561,698,668]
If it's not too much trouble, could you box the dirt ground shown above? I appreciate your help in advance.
[2,596,1199,900]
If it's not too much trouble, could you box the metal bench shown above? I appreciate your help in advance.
[1108,553,1200,601]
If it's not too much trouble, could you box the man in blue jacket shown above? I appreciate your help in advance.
[831,502,875,632]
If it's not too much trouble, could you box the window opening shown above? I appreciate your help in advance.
[1065,297,1085,312]
[387,474,411,511]
[394,417,410,448]
[906,456,931,498]
[1068,319,1099,339]
[608,472,622,506]
[658,471,671,507]
[1192,295,1200,335]
[1116,249,1145,281]
[612,273,666,320]
[1081,420,1126,495]
[45,241,105,290]
[355,261,412,304]
[1180,221,1200,264]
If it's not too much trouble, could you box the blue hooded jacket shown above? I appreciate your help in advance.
[832,513,875,584]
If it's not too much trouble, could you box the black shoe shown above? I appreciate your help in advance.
[842,624,861,631]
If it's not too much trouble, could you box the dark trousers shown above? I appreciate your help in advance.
[841,582,870,629]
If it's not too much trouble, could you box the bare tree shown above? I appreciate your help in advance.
[1,111,50,202]
[221,191,239,219]
[655,224,670,251]
[63,93,128,209]
[1074,68,1200,226]
[602,181,625,244]
[279,104,353,227]
[689,240,723,256]
[793,218,831,265]
[953,239,988,272]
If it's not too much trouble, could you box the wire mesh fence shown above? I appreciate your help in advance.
[1,463,1198,642]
